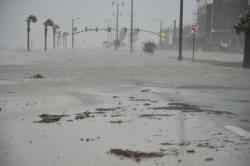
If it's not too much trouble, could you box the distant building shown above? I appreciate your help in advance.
[196,0,249,51]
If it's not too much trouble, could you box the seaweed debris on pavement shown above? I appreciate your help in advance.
[197,142,217,149]
[151,102,236,116]
[75,111,95,120]
[205,157,214,162]
[33,114,68,123]
[95,107,122,112]
[141,89,151,93]
[138,114,173,119]
[109,149,164,162]
[30,73,45,79]
[155,102,205,112]
[159,148,179,156]
[109,120,132,124]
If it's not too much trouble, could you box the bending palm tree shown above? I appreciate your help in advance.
[26,15,37,51]
[44,19,54,51]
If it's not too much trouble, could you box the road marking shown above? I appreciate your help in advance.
[224,125,250,138]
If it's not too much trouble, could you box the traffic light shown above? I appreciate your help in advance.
[95,27,98,32]
[159,32,166,37]
[85,27,88,31]
[108,27,111,32]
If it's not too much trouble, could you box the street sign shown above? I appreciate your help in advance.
[191,25,198,35]
[191,25,198,62]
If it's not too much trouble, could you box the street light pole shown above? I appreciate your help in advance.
[154,19,163,47]
[105,19,112,48]
[111,25,115,50]
[130,0,133,53]
[178,0,184,61]
[71,17,81,49]
[160,20,163,47]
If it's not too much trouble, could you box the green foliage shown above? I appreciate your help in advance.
[143,41,157,54]
[233,7,250,34]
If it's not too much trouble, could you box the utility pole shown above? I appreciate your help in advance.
[116,3,119,51]
[178,0,184,61]
[173,20,176,48]
[72,18,74,49]
[130,0,133,53]
[108,23,110,47]
[112,1,124,51]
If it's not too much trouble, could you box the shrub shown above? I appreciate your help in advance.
[143,41,157,54]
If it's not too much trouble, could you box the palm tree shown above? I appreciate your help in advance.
[233,8,250,68]
[53,24,60,49]
[63,32,69,48]
[57,31,61,47]
[44,19,54,51]
[26,15,37,51]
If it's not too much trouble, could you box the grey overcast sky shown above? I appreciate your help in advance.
[0,0,196,49]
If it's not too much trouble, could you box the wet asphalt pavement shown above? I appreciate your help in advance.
[0,49,250,166]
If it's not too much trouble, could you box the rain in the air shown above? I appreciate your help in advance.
[0,0,250,166]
